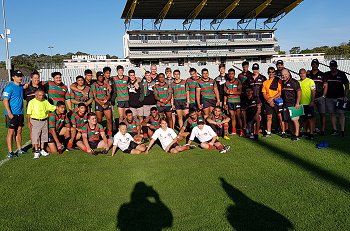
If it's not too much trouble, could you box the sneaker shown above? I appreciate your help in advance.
[229,132,236,136]
[314,128,321,133]
[33,151,40,159]
[185,144,196,149]
[291,136,300,141]
[223,136,230,140]
[16,149,27,155]
[331,130,339,136]
[281,133,288,139]
[263,133,272,138]
[220,145,230,154]
[7,151,17,158]
[249,134,255,139]
[40,149,49,157]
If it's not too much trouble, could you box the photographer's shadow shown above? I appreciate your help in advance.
[116,182,173,231]
[220,178,293,231]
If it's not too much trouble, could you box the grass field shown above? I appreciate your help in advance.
[0,102,349,231]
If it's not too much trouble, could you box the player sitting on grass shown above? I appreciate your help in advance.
[206,106,231,140]
[111,122,146,156]
[47,101,71,154]
[187,118,230,154]
[242,87,261,140]
[141,107,163,139]
[122,109,143,143]
[77,112,113,155]
[69,103,88,147]
[178,108,204,141]
[146,119,194,154]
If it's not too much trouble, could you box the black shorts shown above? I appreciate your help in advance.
[302,105,315,118]
[89,140,100,149]
[5,114,24,129]
[264,103,282,115]
[174,100,187,110]
[158,105,172,113]
[168,143,179,151]
[203,139,220,144]
[48,132,65,143]
[117,101,129,108]
[123,141,138,153]
[201,98,216,109]
[95,101,112,112]
[281,107,292,122]
[228,102,241,111]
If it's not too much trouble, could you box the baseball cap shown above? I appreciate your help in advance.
[197,118,205,124]
[96,71,104,77]
[252,63,259,70]
[311,59,319,65]
[329,60,337,67]
[13,70,23,77]
[276,60,284,65]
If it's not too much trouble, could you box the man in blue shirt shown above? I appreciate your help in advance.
[3,70,25,158]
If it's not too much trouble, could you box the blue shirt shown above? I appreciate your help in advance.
[3,82,24,115]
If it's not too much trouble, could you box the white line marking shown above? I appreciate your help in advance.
[0,140,31,168]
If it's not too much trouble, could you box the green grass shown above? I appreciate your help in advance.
[0,102,349,230]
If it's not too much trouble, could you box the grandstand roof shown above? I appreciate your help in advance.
[121,0,300,20]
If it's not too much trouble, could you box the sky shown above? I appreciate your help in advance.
[0,0,349,60]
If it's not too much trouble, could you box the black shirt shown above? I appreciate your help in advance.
[307,70,326,98]
[142,78,157,105]
[324,70,349,98]
[128,80,142,108]
[242,96,261,120]
[245,74,267,101]
[282,78,301,107]
[215,74,227,102]
[24,81,45,105]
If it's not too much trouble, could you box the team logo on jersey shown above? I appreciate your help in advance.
[3,92,8,97]
[164,88,168,90]
[94,132,99,135]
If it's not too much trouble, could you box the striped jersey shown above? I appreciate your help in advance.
[70,86,93,110]
[81,123,104,143]
[185,77,200,104]
[70,111,88,129]
[48,111,70,132]
[224,79,242,103]
[113,75,129,102]
[122,118,141,134]
[183,116,204,130]
[171,80,187,100]
[154,83,173,106]
[91,82,109,100]
[144,114,163,129]
[197,78,217,100]
[208,113,227,123]
[44,81,70,106]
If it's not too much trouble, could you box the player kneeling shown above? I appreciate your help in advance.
[206,106,231,140]
[146,120,194,154]
[76,112,113,155]
[68,103,88,149]
[187,118,230,153]
[111,122,146,156]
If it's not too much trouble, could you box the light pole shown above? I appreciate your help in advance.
[2,0,11,81]
[48,46,53,69]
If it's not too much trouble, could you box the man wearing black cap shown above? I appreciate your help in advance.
[275,60,285,80]
[324,60,349,136]
[307,59,327,135]
[3,70,25,158]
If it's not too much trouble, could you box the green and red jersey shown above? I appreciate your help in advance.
[154,83,173,106]
[183,116,204,130]
[171,80,187,101]
[48,111,70,132]
[224,79,242,103]
[70,111,88,130]
[70,86,93,110]
[185,77,200,104]
[91,82,109,100]
[122,117,141,134]
[44,81,70,106]
[197,78,217,100]
[113,75,129,102]
[208,113,228,123]
[145,114,163,129]
[81,123,104,143]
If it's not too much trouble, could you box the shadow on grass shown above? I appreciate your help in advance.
[220,177,293,231]
[116,182,173,231]
[255,139,350,192]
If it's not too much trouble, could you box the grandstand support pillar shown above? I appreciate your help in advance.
[183,0,207,30]
[237,0,272,29]
[154,0,174,30]
[210,0,240,30]
[264,0,303,28]
[124,0,138,30]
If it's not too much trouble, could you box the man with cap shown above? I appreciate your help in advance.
[3,70,25,158]
[307,59,327,135]
[187,118,230,154]
[324,60,349,137]
[275,60,285,80]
